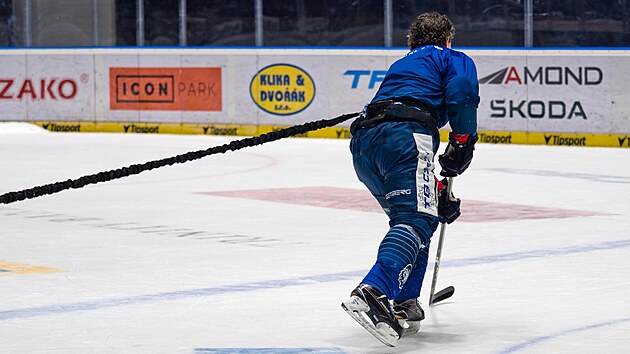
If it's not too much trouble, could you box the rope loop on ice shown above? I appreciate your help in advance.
[0,112,359,205]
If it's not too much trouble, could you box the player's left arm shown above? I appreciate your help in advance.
[439,53,480,177]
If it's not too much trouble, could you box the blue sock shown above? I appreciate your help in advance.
[362,224,424,299]
[394,244,430,301]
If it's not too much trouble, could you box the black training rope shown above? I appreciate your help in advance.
[0,112,360,205]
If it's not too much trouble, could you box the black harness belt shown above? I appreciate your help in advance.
[350,98,438,139]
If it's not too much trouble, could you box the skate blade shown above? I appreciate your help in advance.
[341,296,399,347]
[397,319,420,337]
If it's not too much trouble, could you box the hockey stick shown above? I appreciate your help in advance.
[429,176,455,306]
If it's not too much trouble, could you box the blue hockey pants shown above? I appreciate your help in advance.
[350,121,440,301]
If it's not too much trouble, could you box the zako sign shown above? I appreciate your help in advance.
[0,77,82,100]
[110,67,222,111]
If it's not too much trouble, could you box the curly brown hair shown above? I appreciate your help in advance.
[406,12,455,50]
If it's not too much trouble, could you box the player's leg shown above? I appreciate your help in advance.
[386,128,440,335]
[391,217,432,335]
[343,126,406,346]
[361,125,439,300]
[343,122,438,345]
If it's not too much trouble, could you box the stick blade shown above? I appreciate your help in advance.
[430,286,455,306]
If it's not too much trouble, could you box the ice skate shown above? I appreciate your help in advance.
[393,298,425,336]
[341,283,404,347]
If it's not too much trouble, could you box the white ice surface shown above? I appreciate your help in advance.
[0,122,48,134]
[1,131,629,354]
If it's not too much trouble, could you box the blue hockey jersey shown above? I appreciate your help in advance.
[371,45,480,135]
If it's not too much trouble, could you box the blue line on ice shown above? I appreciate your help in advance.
[495,317,630,353]
[1,238,629,321]
[195,349,345,353]
[481,168,630,184]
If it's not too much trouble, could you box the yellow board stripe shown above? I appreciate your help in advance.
[0,260,64,276]
[28,121,630,148]
[471,131,630,148]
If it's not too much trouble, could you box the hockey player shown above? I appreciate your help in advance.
[341,12,480,346]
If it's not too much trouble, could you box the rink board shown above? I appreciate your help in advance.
[23,121,630,148]
[0,48,629,147]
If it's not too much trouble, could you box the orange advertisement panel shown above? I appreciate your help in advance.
[109,67,222,111]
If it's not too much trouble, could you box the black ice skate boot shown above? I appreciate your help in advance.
[393,298,425,336]
[341,283,404,347]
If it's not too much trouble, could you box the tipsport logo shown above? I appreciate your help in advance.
[543,134,586,146]
[123,124,159,134]
[479,66,603,86]
[41,122,81,132]
[478,133,512,144]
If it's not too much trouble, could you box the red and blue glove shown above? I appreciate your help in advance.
[436,178,461,224]
[438,132,478,177]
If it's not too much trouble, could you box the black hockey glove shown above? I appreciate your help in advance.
[438,132,478,177]
[437,178,461,224]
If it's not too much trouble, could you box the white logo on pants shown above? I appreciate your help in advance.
[398,264,413,289]
[413,133,437,216]
[385,189,412,200]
